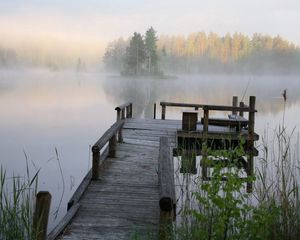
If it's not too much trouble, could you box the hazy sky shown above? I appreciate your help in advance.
[1,0,299,54]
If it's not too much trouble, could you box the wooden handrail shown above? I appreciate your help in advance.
[92,120,124,151]
[115,102,132,124]
[159,100,256,120]
[202,105,257,112]
[160,101,204,109]
[92,120,125,180]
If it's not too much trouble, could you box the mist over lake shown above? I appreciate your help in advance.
[0,68,299,229]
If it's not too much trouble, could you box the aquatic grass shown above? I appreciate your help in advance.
[174,120,300,239]
[0,164,39,240]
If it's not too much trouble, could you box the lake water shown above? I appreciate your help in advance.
[0,69,299,230]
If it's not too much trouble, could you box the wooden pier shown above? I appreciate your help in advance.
[46,96,259,240]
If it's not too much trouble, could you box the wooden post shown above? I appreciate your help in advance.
[121,108,125,119]
[129,103,133,118]
[161,104,166,120]
[203,108,209,133]
[247,96,256,192]
[117,109,123,143]
[117,109,125,143]
[116,109,121,121]
[202,107,209,179]
[33,191,51,240]
[154,103,156,119]
[92,146,100,180]
[239,101,244,117]
[126,106,130,118]
[232,96,238,115]
[109,134,117,158]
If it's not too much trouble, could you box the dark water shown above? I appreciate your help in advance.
[0,69,299,229]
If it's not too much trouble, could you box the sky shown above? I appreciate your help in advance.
[0,0,299,60]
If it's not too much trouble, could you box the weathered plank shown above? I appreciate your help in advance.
[158,137,175,212]
[57,136,166,239]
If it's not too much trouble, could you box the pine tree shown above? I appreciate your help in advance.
[124,32,146,75]
[145,27,158,74]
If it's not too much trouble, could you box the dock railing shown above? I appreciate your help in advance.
[201,96,256,192]
[159,96,254,121]
[92,102,133,180]
[47,102,133,240]
[159,102,204,120]
[171,96,257,192]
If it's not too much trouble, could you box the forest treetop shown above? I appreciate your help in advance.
[103,29,300,75]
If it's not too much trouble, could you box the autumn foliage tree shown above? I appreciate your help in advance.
[103,31,300,75]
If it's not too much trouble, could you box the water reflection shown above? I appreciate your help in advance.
[0,69,299,230]
[102,74,300,119]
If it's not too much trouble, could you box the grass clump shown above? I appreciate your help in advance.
[175,126,300,240]
[0,165,39,240]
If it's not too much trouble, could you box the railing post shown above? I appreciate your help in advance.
[239,101,244,117]
[129,103,133,118]
[232,96,238,115]
[121,108,125,119]
[109,134,117,158]
[247,96,256,192]
[116,109,121,121]
[161,104,166,120]
[33,191,51,240]
[203,108,209,133]
[126,106,130,118]
[202,107,209,179]
[92,146,100,180]
[154,103,156,119]
[117,108,124,143]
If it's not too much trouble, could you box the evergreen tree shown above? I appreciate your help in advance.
[145,27,158,73]
[124,32,146,75]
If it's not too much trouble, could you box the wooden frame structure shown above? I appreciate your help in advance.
[160,96,258,192]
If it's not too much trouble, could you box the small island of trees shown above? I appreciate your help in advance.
[104,27,163,77]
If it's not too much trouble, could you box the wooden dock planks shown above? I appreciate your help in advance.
[57,119,178,240]
[54,117,258,240]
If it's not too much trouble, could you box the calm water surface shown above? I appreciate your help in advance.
[0,69,299,229]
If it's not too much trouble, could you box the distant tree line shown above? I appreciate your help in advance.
[103,32,300,75]
[0,45,86,71]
